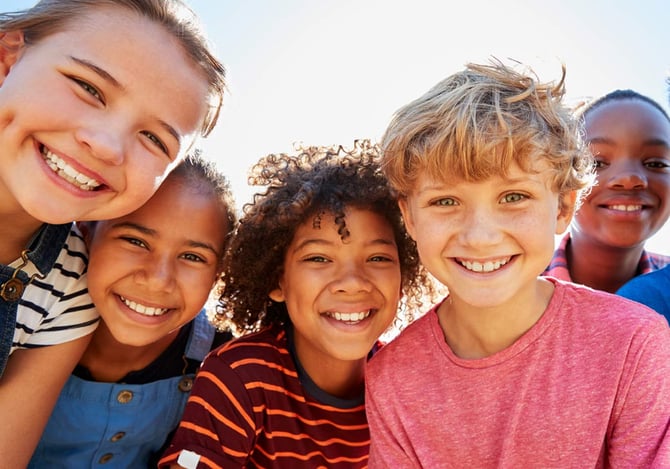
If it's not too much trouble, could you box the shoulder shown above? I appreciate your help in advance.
[550,279,667,337]
[205,326,292,369]
[367,303,440,371]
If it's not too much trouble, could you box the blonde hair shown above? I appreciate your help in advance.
[381,59,594,209]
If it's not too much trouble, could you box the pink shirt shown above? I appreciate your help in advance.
[365,279,670,468]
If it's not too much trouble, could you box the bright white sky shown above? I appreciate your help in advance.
[6,0,670,252]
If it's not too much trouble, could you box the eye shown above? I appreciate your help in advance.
[71,77,104,104]
[182,252,206,263]
[303,255,329,263]
[644,159,670,170]
[500,192,527,204]
[140,131,169,155]
[121,236,147,248]
[369,254,395,263]
[432,197,457,206]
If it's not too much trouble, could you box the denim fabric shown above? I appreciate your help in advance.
[0,223,71,376]
[29,309,216,468]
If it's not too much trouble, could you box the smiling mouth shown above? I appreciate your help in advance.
[324,310,372,324]
[458,257,510,273]
[41,145,102,191]
[120,295,169,317]
[605,204,643,212]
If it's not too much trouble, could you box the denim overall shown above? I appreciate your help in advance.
[29,309,216,468]
[0,223,71,377]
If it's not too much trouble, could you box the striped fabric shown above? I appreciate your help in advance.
[543,233,670,281]
[159,325,371,469]
[11,225,98,353]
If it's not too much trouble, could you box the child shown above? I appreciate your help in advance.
[159,140,430,468]
[29,151,236,468]
[365,60,670,467]
[0,1,226,466]
[617,265,670,320]
[544,89,670,292]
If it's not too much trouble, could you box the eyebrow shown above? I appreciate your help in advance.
[69,56,182,146]
[588,136,670,148]
[292,237,396,252]
[110,221,221,256]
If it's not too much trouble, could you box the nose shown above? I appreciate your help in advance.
[75,121,126,166]
[458,206,503,247]
[135,257,176,293]
[605,160,648,190]
[329,261,373,294]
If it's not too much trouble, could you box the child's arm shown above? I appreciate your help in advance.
[0,333,92,468]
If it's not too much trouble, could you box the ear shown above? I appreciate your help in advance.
[398,197,417,241]
[555,190,577,235]
[0,31,25,82]
[268,286,285,303]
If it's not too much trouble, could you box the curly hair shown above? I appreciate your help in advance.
[381,58,595,213]
[215,139,431,334]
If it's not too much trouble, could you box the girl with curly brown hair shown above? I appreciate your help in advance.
[160,140,431,469]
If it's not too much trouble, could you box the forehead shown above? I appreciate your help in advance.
[586,99,670,135]
[48,6,209,139]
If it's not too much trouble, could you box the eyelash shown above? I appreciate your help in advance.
[140,131,169,155]
[71,77,169,156]
[72,77,104,104]
[500,193,527,204]
[122,237,207,263]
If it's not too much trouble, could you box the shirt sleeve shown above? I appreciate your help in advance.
[14,229,98,350]
[159,352,257,469]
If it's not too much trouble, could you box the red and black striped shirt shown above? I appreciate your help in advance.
[159,325,371,468]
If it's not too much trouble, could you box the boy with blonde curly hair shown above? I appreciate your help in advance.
[365,60,670,468]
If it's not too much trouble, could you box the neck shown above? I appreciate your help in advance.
[567,235,645,293]
[0,213,44,265]
[438,278,554,359]
[79,321,178,382]
[294,343,365,400]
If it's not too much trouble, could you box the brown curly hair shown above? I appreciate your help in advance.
[215,139,431,334]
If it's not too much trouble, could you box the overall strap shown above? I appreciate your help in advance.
[184,308,216,362]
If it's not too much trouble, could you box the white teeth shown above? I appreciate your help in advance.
[460,258,509,273]
[609,204,642,212]
[41,146,101,191]
[120,296,168,316]
[328,310,371,323]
